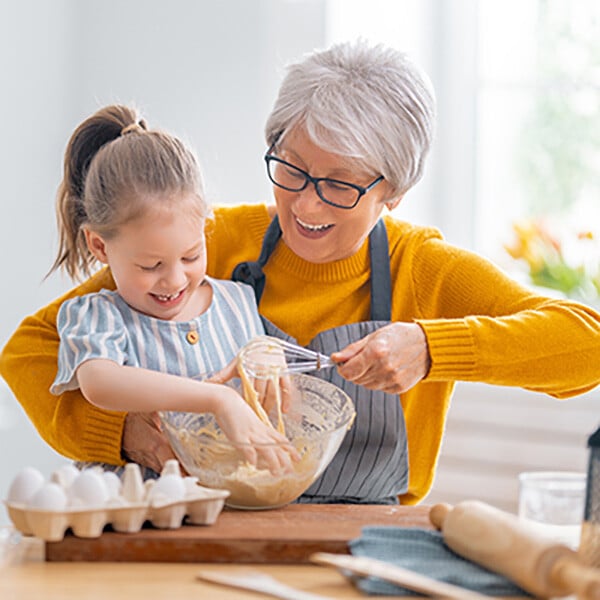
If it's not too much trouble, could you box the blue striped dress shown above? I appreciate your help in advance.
[51,277,264,394]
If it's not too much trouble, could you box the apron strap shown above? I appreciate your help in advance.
[368,219,392,321]
[231,215,282,304]
[232,215,391,321]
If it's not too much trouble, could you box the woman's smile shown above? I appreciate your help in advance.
[294,214,334,238]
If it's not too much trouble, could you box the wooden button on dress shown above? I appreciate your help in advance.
[186,331,199,345]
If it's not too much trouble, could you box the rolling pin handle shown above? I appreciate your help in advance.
[429,503,452,530]
[550,556,600,600]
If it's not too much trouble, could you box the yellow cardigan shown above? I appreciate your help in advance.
[2,204,599,504]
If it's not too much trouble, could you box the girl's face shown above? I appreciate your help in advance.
[85,195,209,321]
[272,127,398,263]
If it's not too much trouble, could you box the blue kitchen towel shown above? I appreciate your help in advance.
[348,527,531,596]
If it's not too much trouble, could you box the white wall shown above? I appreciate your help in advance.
[0,0,327,522]
[1,1,78,523]
[1,1,75,344]
[425,382,597,514]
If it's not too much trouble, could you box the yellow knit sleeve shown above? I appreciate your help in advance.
[0,268,127,464]
[410,237,600,397]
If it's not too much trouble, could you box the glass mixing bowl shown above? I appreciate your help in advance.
[159,374,355,509]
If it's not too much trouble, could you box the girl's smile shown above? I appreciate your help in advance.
[150,287,186,306]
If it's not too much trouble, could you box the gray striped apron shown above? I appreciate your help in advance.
[232,217,409,504]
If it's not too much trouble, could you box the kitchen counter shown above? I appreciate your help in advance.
[0,540,529,599]
[1,505,529,599]
[1,542,368,599]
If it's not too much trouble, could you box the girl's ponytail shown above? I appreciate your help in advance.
[49,105,142,280]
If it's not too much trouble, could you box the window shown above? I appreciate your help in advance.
[325,1,600,509]
[326,0,600,301]
[477,1,600,260]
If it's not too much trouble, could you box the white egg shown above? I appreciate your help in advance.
[69,469,109,506]
[102,471,122,499]
[148,474,185,502]
[50,464,80,489]
[106,495,128,508]
[29,482,68,511]
[7,467,45,504]
[68,496,86,509]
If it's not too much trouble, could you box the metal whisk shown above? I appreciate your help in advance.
[239,336,336,379]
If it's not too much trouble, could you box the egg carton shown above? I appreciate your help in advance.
[4,490,229,542]
[4,461,230,542]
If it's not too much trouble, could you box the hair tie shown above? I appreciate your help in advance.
[121,122,144,136]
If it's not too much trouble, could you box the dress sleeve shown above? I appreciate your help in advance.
[51,293,129,394]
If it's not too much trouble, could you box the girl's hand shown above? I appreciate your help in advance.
[212,386,300,474]
[246,373,296,420]
[208,357,294,413]
[331,322,431,395]
[206,359,238,384]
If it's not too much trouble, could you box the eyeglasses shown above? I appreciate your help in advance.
[264,144,384,210]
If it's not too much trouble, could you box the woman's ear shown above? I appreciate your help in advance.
[385,194,404,211]
[84,229,109,264]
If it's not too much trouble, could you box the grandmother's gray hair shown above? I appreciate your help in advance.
[265,40,436,197]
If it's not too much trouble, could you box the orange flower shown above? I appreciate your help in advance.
[505,217,600,305]
[578,230,594,240]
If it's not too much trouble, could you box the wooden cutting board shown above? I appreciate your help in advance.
[45,504,431,563]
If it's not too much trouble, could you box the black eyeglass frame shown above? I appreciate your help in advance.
[264,143,384,210]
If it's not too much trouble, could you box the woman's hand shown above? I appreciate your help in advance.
[122,411,179,473]
[331,322,431,394]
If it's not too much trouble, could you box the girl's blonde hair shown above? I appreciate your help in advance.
[50,104,207,281]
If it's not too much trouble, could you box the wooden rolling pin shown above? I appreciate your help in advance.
[429,500,600,599]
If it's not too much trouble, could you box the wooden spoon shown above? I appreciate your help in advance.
[311,552,494,600]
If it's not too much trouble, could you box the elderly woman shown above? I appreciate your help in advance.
[2,41,599,505]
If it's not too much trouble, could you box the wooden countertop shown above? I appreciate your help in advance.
[1,547,369,600]
[1,505,529,599]
[1,539,529,600]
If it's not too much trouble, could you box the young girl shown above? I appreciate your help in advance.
[48,104,294,475]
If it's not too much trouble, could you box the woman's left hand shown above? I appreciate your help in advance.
[331,322,431,394]
[122,411,180,474]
